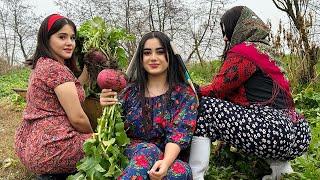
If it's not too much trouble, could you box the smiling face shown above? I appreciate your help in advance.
[142,38,169,78]
[49,24,75,63]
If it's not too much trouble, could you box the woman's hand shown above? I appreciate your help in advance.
[148,143,181,179]
[148,160,170,180]
[100,89,118,106]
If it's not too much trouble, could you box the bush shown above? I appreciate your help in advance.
[187,60,221,85]
[0,58,12,75]
[0,67,30,108]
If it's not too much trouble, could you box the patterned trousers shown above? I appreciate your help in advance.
[118,142,192,179]
[195,96,311,160]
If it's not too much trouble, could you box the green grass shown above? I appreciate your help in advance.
[0,60,319,179]
[0,67,30,108]
[187,60,221,86]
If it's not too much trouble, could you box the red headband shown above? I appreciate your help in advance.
[47,14,64,32]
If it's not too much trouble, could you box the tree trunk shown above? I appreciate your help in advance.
[272,0,319,84]
[0,11,10,64]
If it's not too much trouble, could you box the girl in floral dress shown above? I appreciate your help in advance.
[189,6,311,180]
[15,14,93,179]
[100,31,198,179]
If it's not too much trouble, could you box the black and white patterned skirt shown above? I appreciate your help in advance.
[195,96,311,160]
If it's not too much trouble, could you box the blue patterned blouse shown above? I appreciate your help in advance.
[119,83,198,161]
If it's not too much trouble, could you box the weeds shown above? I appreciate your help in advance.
[0,58,319,179]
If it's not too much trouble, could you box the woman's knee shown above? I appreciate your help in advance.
[119,143,163,179]
[198,96,233,117]
[130,142,162,158]
[167,160,192,179]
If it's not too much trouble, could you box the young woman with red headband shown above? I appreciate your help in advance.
[15,14,93,179]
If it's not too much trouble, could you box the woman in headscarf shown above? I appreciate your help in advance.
[189,6,311,180]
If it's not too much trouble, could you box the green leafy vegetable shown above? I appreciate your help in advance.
[68,103,130,180]
[76,16,135,97]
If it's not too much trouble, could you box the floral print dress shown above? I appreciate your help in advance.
[117,83,198,179]
[15,58,92,175]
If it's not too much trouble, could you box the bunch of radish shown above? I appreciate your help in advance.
[68,17,132,180]
[75,16,134,97]
[83,49,119,95]
[68,69,129,180]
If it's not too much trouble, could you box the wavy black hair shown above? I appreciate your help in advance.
[25,14,79,73]
[127,31,188,131]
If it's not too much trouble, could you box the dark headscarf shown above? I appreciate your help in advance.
[230,6,270,47]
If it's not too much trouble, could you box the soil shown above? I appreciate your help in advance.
[0,101,35,180]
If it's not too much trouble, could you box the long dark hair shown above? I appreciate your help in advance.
[220,6,244,59]
[133,31,185,91]
[130,31,186,131]
[25,14,79,73]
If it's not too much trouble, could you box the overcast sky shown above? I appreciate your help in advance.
[29,0,288,32]
[29,0,58,15]
[228,0,288,31]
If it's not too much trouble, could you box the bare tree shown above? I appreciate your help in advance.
[0,0,39,65]
[148,0,156,30]
[309,1,320,42]
[11,31,17,65]
[55,0,227,63]
[272,0,319,84]
[54,0,108,24]
[185,0,226,63]
[0,4,10,63]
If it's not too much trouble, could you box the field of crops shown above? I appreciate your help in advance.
[0,62,319,179]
